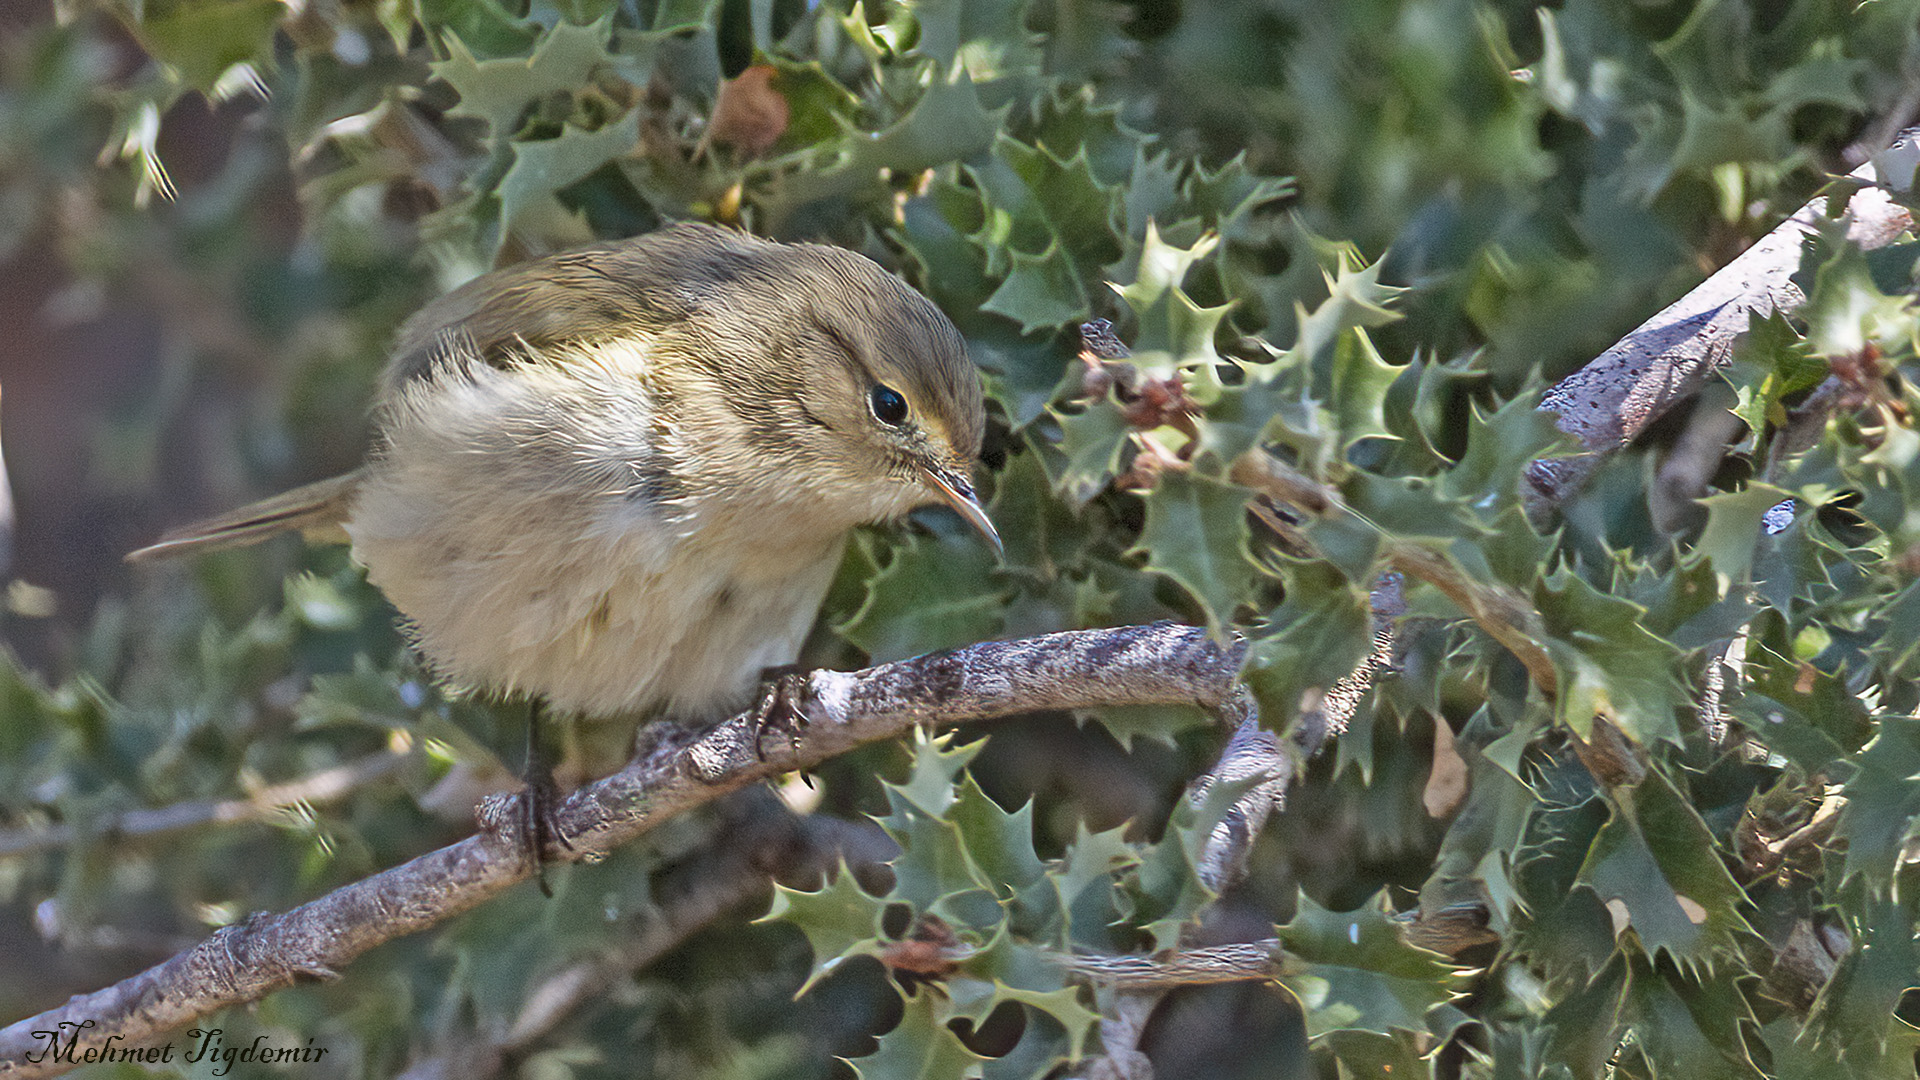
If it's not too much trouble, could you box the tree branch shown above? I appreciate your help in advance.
[1525,140,1917,513]
[0,622,1243,1080]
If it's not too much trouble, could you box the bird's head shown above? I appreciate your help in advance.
[646,226,998,552]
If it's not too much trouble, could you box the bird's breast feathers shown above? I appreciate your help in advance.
[344,340,845,719]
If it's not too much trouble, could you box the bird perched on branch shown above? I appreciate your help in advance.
[131,222,999,866]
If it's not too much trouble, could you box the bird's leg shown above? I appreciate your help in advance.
[748,664,813,762]
[520,698,574,896]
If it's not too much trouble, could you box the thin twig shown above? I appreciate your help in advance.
[0,750,412,860]
[0,383,13,584]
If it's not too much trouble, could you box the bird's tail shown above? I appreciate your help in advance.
[126,470,362,563]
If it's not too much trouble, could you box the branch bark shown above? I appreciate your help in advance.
[1526,141,1917,513]
[0,622,1242,1080]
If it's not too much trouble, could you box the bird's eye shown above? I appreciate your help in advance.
[870,384,909,426]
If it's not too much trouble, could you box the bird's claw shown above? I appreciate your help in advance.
[749,665,813,762]
[518,776,575,897]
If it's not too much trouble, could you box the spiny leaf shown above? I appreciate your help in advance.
[1576,767,1754,975]
[889,730,985,818]
[496,108,641,247]
[1198,246,1399,468]
[949,772,1045,894]
[838,527,1011,664]
[1047,821,1136,948]
[1799,216,1918,362]
[1724,310,1824,441]
[1112,232,1230,387]
[1734,642,1872,773]
[852,988,985,1080]
[1614,952,1765,1080]
[985,446,1091,581]
[1275,890,1469,1040]
[1129,769,1273,950]
[763,863,888,995]
[1695,482,1800,591]
[1436,391,1572,516]
[1244,560,1374,733]
[759,64,1007,229]
[1535,566,1689,746]
[981,240,1091,333]
[948,927,1099,1061]
[435,19,613,136]
[971,137,1122,286]
[1129,470,1257,634]
[1831,717,1920,894]
[1805,894,1920,1067]
[882,794,995,919]
[121,0,286,94]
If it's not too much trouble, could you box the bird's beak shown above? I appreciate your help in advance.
[922,465,1002,557]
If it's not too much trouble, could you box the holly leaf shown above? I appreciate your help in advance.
[1577,767,1754,975]
[435,18,613,137]
[1111,224,1228,382]
[1129,470,1257,634]
[890,730,984,818]
[1800,217,1919,362]
[1694,482,1797,591]
[1129,771,1271,950]
[1275,891,1469,1040]
[764,863,888,994]
[986,446,1090,581]
[950,772,1046,895]
[973,139,1123,332]
[1614,954,1765,1080]
[1535,566,1689,746]
[1048,399,1131,506]
[838,527,1011,663]
[1039,821,1136,951]
[853,988,985,1080]
[496,108,641,247]
[882,794,994,919]
[1724,311,1824,440]
[122,0,286,93]
[1806,894,1920,1067]
[1244,561,1374,732]
[760,66,1007,230]
[1831,717,1920,894]
[1734,643,1872,774]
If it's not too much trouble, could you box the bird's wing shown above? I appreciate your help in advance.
[126,470,362,563]
[378,222,748,396]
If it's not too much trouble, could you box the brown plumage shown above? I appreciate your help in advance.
[132,222,996,727]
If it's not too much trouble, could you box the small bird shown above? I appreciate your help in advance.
[131,222,999,856]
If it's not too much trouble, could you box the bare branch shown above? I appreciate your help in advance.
[1526,144,1917,512]
[1061,941,1279,989]
[1187,689,1289,893]
[0,622,1243,1080]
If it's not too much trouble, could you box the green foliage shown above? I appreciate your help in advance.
[8,0,1920,1076]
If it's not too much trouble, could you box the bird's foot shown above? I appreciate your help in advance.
[519,772,574,897]
[749,664,813,761]
[477,777,574,895]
